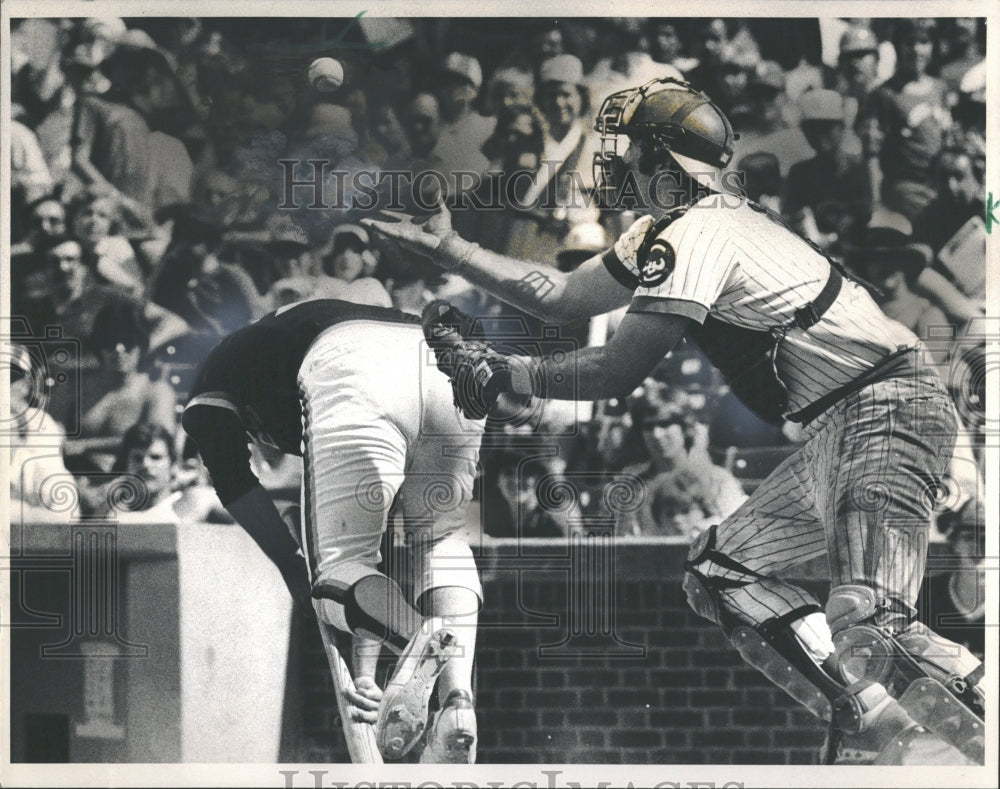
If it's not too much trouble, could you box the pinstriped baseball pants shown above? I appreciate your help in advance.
[296,321,484,630]
[701,369,958,626]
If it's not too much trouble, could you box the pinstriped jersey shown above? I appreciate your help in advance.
[605,197,918,416]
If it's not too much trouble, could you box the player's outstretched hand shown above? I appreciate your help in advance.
[360,204,453,262]
[347,675,383,724]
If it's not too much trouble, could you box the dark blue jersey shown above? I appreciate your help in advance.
[182,299,419,503]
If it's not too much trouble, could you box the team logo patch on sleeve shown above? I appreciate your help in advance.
[637,240,675,287]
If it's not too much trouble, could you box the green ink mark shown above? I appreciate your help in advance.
[986,192,997,234]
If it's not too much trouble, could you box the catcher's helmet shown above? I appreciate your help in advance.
[593,77,736,202]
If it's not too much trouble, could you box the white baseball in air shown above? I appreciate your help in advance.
[308,57,344,92]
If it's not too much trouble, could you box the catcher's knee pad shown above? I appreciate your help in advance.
[827,584,903,686]
[682,526,722,625]
[827,584,984,720]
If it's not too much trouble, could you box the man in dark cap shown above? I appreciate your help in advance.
[784,89,870,251]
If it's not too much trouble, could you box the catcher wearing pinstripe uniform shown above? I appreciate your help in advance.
[365,77,985,765]
[182,298,485,762]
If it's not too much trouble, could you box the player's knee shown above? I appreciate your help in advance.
[683,526,722,625]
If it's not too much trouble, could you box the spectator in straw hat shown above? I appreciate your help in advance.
[784,89,870,251]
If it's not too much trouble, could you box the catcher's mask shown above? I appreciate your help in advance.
[593,77,736,206]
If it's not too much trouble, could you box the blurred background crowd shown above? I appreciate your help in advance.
[7,13,986,611]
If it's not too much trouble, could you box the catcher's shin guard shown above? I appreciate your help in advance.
[726,611,949,765]
[682,532,959,765]
[827,585,985,763]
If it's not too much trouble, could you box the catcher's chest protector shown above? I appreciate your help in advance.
[635,208,791,425]
[687,318,789,425]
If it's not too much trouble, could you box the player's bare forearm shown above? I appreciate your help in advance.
[535,310,691,401]
[445,245,572,320]
[446,244,632,323]
[351,635,382,679]
[537,345,638,400]
[361,210,632,321]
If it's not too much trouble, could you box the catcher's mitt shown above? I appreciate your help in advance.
[421,301,532,420]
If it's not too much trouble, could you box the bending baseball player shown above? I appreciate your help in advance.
[364,77,985,765]
[182,298,488,763]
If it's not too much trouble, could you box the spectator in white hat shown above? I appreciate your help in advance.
[433,52,493,180]
[784,89,870,252]
[533,54,600,195]
[492,54,600,262]
[833,26,882,134]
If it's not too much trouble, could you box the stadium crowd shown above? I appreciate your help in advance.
[8,16,986,569]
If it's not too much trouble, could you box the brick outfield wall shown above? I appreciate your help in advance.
[288,540,830,765]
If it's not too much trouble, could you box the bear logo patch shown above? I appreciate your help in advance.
[637,240,675,287]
